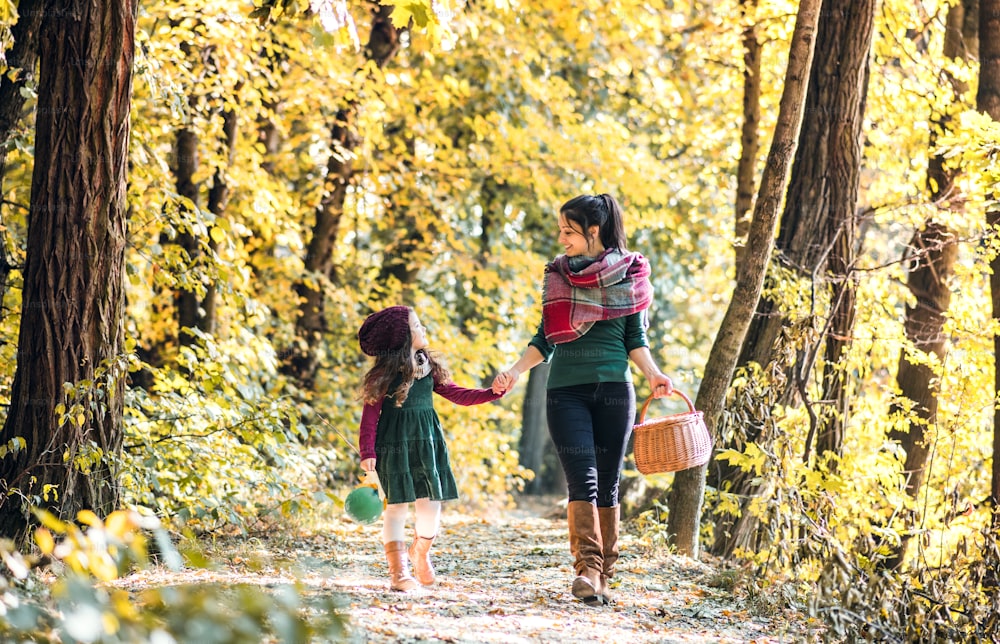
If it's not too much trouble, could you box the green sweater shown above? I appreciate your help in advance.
[528,312,649,389]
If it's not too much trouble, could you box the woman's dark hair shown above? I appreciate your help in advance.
[559,193,628,252]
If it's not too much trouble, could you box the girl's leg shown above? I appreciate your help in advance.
[382,502,409,544]
[410,498,442,585]
[414,498,442,538]
[382,503,418,591]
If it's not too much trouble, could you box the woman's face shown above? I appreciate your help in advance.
[558,213,601,257]
[409,311,428,350]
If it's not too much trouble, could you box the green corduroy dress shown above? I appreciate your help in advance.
[373,372,459,505]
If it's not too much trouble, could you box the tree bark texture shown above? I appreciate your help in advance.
[285,3,400,387]
[202,107,240,335]
[665,0,822,559]
[883,0,976,571]
[0,0,138,541]
[734,0,762,274]
[0,0,47,318]
[517,362,565,495]
[979,0,1000,542]
[174,126,203,343]
[709,0,877,556]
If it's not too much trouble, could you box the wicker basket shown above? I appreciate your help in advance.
[633,390,712,474]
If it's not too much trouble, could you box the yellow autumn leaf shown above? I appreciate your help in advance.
[77,509,101,527]
[105,511,134,540]
[34,528,55,555]
[33,509,67,533]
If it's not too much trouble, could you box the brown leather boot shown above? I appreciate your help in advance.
[567,500,604,605]
[408,534,436,586]
[384,541,418,591]
[598,505,620,605]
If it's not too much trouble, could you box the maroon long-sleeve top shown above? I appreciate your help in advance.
[358,380,503,461]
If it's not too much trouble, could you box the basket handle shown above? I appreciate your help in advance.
[638,390,696,424]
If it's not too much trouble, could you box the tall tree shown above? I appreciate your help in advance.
[665,0,822,558]
[734,0,762,273]
[283,3,401,387]
[0,0,46,317]
[981,0,1000,544]
[884,0,977,571]
[0,0,138,540]
[707,0,878,557]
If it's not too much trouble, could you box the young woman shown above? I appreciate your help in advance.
[492,194,673,606]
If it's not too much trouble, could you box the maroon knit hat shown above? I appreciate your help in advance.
[358,306,412,356]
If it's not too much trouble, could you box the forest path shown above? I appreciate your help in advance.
[121,496,821,643]
[321,495,819,642]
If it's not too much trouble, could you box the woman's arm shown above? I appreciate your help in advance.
[629,346,674,397]
[492,344,546,394]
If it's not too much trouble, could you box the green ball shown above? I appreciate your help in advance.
[345,485,383,524]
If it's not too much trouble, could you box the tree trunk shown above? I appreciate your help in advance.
[203,107,239,334]
[0,0,45,185]
[665,0,822,558]
[710,0,877,557]
[0,0,47,316]
[517,362,564,495]
[734,0,762,273]
[979,0,1000,550]
[284,3,400,387]
[0,0,137,541]
[883,0,976,571]
[174,125,203,343]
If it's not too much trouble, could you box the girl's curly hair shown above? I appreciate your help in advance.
[361,339,450,406]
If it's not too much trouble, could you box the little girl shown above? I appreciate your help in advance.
[357,305,504,591]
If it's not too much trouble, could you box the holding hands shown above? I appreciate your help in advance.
[491,369,519,395]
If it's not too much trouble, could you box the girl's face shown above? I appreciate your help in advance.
[558,213,602,257]
[409,311,428,350]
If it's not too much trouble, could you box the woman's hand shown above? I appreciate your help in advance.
[361,458,376,472]
[649,372,674,398]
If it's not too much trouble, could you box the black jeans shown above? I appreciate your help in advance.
[546,382,635,507]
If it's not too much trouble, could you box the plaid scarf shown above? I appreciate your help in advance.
[542,249,653,344]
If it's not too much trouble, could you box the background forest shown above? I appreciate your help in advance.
[0,0,999,641]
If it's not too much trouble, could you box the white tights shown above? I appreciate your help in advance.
[382,498,441,544]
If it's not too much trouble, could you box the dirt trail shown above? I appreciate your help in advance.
[120,496,821,643]
[320,497,817,643]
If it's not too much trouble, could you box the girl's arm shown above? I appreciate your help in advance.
[359,400,383,471]
[433,380,504,405]
[629,346,674,397]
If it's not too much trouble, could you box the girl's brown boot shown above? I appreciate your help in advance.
[408,534,436,585]
[384,541,419,591]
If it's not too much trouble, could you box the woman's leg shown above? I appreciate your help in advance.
[592,382,635,508]
[409,498,442,585]
[547,385,599,503]
[548,384,603,604]
[591,382,635,604]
